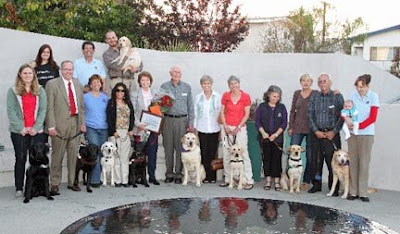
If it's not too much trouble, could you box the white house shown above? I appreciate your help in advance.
[351,24,400,72]
[234,16,289,53]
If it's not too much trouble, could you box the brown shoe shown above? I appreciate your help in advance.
[300,183,309,190]
[67,185,81,192]
[50,185,60,196]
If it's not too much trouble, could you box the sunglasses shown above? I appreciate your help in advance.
[116,89,125,93]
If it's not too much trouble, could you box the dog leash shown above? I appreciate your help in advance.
[223,134,237,149]
[330,140,339,151]
[56,131,83,141]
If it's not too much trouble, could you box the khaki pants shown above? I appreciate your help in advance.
[162,116,187,179]
[348,134,374,197]
[110,129,131,184]
[221,125,254,184]
[50,116,80,187]
[110,77,137,93]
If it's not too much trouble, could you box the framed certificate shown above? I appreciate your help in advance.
[140,111,163,133]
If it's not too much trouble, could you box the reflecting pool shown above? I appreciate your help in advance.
[62,197,396,234]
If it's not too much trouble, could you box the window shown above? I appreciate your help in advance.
[370,47,400,61]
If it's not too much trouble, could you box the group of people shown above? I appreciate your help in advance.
[6,30,379,203]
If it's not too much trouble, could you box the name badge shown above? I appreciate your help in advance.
[328,105,335,109]
[182,93,188,96]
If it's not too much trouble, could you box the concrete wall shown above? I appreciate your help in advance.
[1,28,400,191]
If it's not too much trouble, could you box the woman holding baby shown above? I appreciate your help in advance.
[346,74,379,202]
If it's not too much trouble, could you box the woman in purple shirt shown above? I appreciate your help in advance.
[255,85,287,191]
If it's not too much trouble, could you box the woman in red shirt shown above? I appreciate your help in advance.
[7,64,47,198]
[219,75,254,190]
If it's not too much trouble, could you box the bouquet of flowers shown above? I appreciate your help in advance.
[149,90,174,116]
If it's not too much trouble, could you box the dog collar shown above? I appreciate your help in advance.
[40,164,48,169]
[288,164,302,169]
[230,159,244,163]
[180,147,190,153]
[289,157,301,162]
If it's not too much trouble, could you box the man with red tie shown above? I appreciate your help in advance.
[46,60,86,194]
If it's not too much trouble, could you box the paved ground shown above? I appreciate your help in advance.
[0,182,399,234]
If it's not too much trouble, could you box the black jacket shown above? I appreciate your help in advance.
[106,100,135,136]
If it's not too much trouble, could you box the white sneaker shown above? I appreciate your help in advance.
[15,190,23,199]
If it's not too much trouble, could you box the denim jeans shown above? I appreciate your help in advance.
[146,133,159,180]
[290,132,312,184]
[86,127,108,184]
[11,132,46,191]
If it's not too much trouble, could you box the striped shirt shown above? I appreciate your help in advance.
[160,80,194,126]
[308,90,344,134]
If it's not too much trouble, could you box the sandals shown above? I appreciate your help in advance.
[203,180,210,184]
[219,182,230,187]
[210,180,216,184]
[243,184,253,190]
[264,177,271,190]
[274,178,281,191]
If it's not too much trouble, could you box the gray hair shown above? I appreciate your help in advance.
[263,85,282,103]
[227,75,240,85]
[170,65,182,73]
[61,60,73,69]
[200,75,213,84]
[318,73,331,81]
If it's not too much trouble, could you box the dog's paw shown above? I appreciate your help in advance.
[237,186,243,190]
[296,189,301,194]
[47,196,54,200]
[327,192,333,197]
[182,182,188,186]
[87,189,93,193]
[23,198,30,203]
[290,190,294,194]
[228,185,234,189]
[132,184,138,188]
[144,184,150,188]
[196,183,201,187]
[111,183,115,187]
[341,195,347,199]
[102,183,107,187]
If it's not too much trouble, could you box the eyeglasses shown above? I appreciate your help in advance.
[116,89,125,93]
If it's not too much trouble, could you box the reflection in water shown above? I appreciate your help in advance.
[62,197,397,234]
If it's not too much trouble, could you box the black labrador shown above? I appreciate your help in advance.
[129,140,149,188]
[74,143,99,193]
[24,142,53,203]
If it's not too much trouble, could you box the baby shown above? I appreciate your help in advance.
[341,100,359,140]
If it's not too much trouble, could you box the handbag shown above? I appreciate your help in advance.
[211,158,224,171]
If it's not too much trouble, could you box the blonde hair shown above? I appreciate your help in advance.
[299,73,313,82]
[15,64,40,96]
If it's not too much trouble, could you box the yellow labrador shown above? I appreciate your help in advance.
[280,145,305,194]
[181,133,206,187]
[327,149,350,199]
[228,144,247,190]
[100,141,117,187]
[112,36,142,74]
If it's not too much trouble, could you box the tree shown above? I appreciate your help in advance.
[133,0,249,52]
[260,1,366,54]
[1,0,248,51]
[0,0,144,42]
